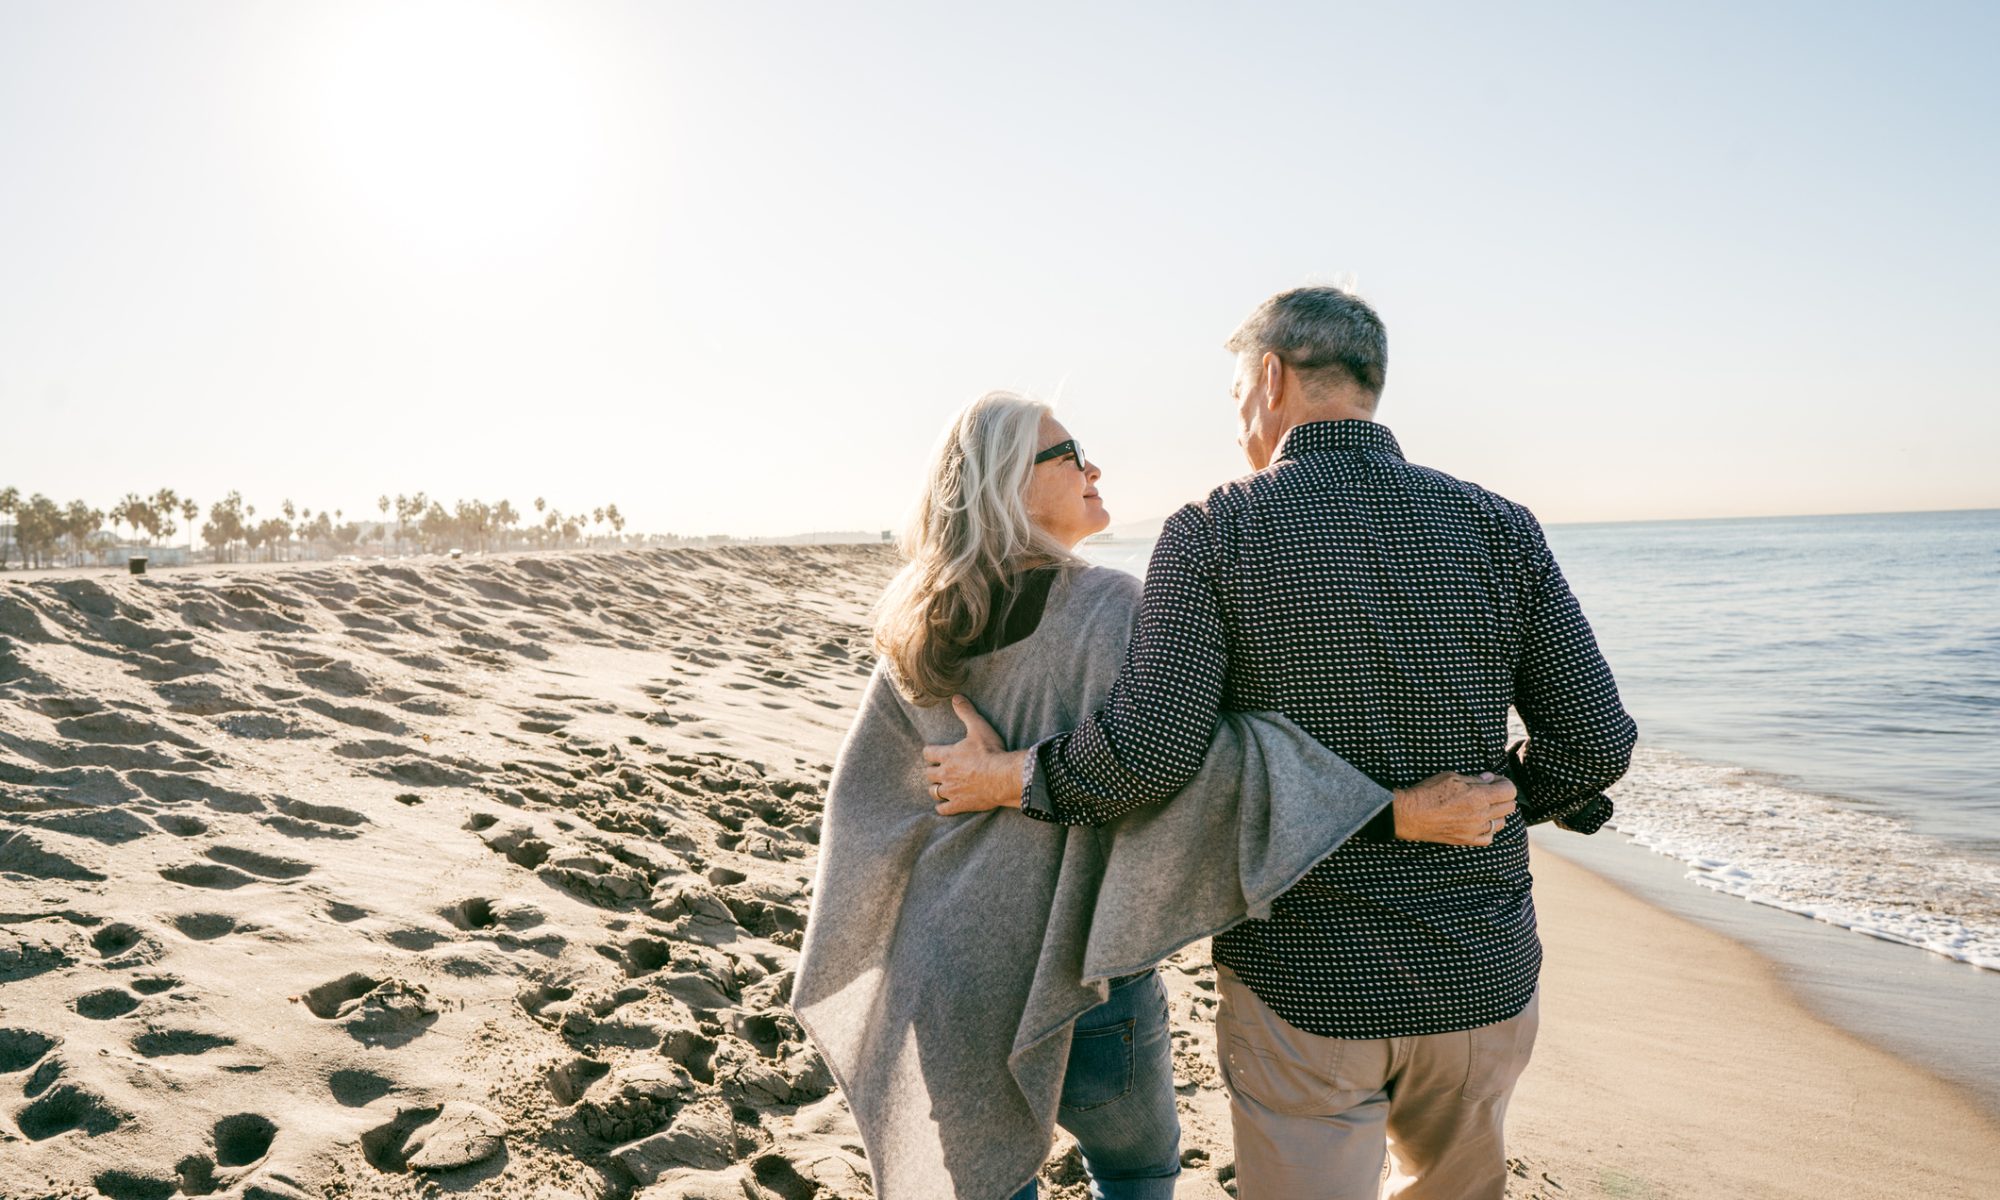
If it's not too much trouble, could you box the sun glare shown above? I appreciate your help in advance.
[301,1,611,254]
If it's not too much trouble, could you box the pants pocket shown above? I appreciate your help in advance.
[1461,992,1540,1102]
[1060,1019,1136,1112]
[1219,1031,1349,1117]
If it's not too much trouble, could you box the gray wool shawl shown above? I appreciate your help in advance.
[793,566,1390,1200]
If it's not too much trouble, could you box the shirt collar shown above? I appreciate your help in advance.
[1272,419,1404,464]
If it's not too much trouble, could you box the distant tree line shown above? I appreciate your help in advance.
[0,485,633,570]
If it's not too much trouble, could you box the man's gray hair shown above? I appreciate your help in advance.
[1225,286,1388,399]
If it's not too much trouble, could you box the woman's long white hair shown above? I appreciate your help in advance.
[874,391,1077,703]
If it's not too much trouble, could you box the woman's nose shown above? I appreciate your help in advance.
[1085,459,1103,482]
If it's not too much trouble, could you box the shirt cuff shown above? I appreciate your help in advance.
[1018,738,1060,823]
[1553,793,1613,834]
[1357,799,1398,841]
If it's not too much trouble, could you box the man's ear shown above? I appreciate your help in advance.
[1262,351,1287,411]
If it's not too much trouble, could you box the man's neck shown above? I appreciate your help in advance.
[1277,407,1376,443]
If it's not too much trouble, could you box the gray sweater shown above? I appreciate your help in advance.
[792,565,1390,1199]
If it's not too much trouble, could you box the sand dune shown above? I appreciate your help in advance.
[0,548,896,1199]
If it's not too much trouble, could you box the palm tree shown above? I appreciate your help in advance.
[65,500,97,566]
[407,492,428,553]
[0,485,18,570]
[605,503,625,540]
[150,488,179,554]
[115,493,145,546]
[494,500,519,551]
[180,498,198,559]
[21,494,61,567]
[204,492,245,563]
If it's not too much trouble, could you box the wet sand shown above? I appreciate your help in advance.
[1511,844,2000,1199]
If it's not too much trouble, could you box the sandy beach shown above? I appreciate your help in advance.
[2,547,1995,1199]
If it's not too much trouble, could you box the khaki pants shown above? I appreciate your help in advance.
[1215,967,1539,1200]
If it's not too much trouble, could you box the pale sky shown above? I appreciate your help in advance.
[3,1,1995,537]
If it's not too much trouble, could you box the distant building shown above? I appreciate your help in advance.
[101,544,188,567]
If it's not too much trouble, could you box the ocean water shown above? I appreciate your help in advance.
[1083,508,2000,971]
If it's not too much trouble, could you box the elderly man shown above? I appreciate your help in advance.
[927,286,1637,1199]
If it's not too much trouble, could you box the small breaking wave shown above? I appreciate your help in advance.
[1604,747,2000,971]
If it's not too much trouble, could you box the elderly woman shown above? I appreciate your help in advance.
[793,392,1494,1200]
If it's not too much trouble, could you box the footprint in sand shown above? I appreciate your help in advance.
[18,1083,125,1139]
[269,796,367,828]
[203,845,313,879]
[360,1102,506,1173]
[441,898,498,931]
[212,1111,278,1165]
[516,981,575,1025]
[300,972,384,1018]
[299,973,438,1043]
[545,1055,610,1105]
[74,987,141,1019]
[263,813,362,841]
[167,1111,280,1196]
[483,828,552,870]
[298,696,407,735]
[89,1168,178,1200]
[0,1027,57,1073]
[170,912,247,940]
[131,1028,233,1057]
[152,813,208,837]
[615,936,676,978]
[89,922,149,960]
[331,738,415,760]
[125,769,265,811]
[53,710,200,749]
[24,807,156,845]
[329,1067,394,1107]
[0,830,106,882]
[159,862,257,890]
[384,927,450,951]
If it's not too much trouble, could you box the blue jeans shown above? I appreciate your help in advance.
[1013,968,1181,1200]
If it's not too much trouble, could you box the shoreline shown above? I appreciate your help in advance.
[1515,840,2000,1199]
[1534,824,2000,1116]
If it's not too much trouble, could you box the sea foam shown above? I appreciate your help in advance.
[1602,746,2000,972]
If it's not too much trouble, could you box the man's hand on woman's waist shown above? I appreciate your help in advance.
[924,695,1520,845]
[924,696,1027,814]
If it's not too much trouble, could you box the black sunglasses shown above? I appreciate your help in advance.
[1033,438,1088,471]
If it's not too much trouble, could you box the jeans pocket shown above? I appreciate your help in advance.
[1059,1019,1136,1112]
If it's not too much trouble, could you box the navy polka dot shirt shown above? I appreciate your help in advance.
[1023,419,1637,1038]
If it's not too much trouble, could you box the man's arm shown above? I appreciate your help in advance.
[1026,505,1232,825]
[918,505,1224,825]
[1512,517,1638,828]
[923,505,1522,844]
